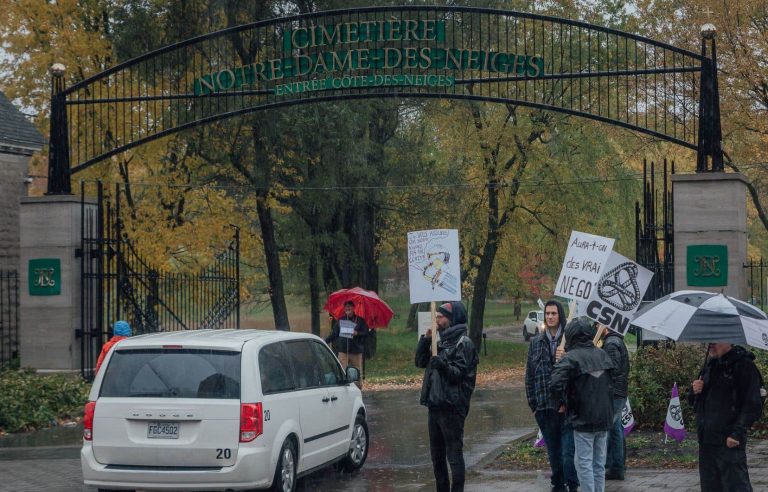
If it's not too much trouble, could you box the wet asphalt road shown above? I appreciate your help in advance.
[0,384,534,492]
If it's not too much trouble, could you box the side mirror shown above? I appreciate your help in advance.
[346,366,360,383]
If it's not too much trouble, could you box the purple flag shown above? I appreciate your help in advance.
[622,398,636,436]
[664,383,686,442]
[533,428,546,448]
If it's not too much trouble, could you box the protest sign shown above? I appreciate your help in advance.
[418,312,432,339]
[555,231,615,303]
[584,251,654,335]
[408,229,461,304]
[339,319,355,339]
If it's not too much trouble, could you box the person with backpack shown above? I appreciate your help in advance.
[415,301,479,492]
[690,343,764,492]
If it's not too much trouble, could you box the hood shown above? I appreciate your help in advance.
[565,318,596,350]
[544,300,566,330]
[439,324,467,345]
[604,330,624,340]
[720,345,754,366]
[113,320,132,337]
[449,301,468,325]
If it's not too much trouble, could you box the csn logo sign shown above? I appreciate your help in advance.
[585,252,653,334]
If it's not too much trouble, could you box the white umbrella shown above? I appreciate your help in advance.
[631,290,768,350]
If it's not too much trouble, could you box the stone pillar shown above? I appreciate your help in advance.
[19,195,95,372]
[673,173,748,299]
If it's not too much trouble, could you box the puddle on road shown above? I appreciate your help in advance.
[299,385,534,491]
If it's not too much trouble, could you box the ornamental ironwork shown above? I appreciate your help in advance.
[48,6,724,194]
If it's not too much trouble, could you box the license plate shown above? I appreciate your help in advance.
[147,422,179,439]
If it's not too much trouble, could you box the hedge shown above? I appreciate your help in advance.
[0,369,91,433]
[629,343,768,433]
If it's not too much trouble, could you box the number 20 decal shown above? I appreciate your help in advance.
[264,409,271,421]
[216,448,231,459]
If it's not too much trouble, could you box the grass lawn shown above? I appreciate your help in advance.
[364,328,528,385]
[242,294,538,330]
[489,430,700,470]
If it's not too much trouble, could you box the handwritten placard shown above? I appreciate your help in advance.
[408,229,461,303]
[555,231,615,303]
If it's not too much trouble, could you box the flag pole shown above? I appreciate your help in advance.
[430,301,438,356]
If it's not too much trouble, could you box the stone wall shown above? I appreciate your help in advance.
[0,152,29,272]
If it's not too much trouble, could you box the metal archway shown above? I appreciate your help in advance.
[47,5,723,194]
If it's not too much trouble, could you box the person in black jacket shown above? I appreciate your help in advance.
[415,301,479,492]
[690,343,763,492]
[551,318,615,492]
[601,326,630,481]
[325,301,368,387]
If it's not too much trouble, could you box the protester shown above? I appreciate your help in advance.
[95,320,131,373]
[415,301,479,492]
[550,318,615,492]
[690,343,763,492]
[601,325,630,481]
[525,300,579,492]
[325,300,369,384]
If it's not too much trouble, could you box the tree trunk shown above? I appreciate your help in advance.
[355,198,379,291]
[406,303,419,331]
[256,198,291,330]
[309,252,320,335]
[469,230,500,350]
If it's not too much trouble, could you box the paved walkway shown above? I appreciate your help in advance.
[466,437,768,491]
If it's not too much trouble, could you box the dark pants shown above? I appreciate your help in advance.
[698,443,752,492]
[605,398,626,475]
[535,409,579,490]
[428,409,466,492]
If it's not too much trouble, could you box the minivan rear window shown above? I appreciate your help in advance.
[100,349,241,399]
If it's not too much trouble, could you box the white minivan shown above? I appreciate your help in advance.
[81,330,368,491]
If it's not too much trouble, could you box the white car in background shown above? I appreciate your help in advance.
[81,330,368,491]
[522,310,544,341]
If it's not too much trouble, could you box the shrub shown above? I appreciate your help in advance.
[0,369,91,433]
[628,343,706,430]
[629,343,768,433]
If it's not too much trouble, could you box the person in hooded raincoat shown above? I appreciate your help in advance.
[550,318,615,492]
[95,320,132,374]
[690,343,763,492]
[415,301,478,492]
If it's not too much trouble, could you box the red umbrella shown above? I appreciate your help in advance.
[323,287,394,328]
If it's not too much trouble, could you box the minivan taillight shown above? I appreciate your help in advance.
[83,401,96,441]
[240,403,263,442]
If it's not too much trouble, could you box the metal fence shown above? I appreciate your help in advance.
[744,258,766,311]
[635,159,674,301]
[0,270,19,368]
[80,181,240,379]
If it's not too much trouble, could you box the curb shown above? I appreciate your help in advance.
[470,429,537,471]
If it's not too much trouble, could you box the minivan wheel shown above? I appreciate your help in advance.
[523,326,530,341]
[342,415,369,472]
[271,439,297,492]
